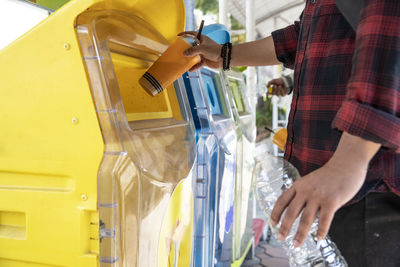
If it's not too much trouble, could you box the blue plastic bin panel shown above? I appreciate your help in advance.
[183,72,219,267]
[183,69,236,267]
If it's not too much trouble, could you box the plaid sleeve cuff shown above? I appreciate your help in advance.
[271,24,299,69]
[332,100,400,152]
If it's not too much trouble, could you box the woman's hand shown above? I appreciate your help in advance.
[270,132,380,247]
[267,78,288,97]
[270,160,367,247]
[178,31,222,71]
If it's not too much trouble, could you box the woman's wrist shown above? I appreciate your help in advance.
[326,132,380,173]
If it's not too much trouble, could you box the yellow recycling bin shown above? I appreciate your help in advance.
[0,1,195,267]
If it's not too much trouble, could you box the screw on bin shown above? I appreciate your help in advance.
[72,117,79,125]
[81,194,88,201]
[64,43,71,50]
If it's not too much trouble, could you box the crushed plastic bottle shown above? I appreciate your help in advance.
[253,153,348,267]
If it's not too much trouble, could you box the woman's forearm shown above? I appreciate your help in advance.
[231,36,280,67]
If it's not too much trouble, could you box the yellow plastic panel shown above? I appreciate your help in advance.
[158,178,193,267]
[105,0,185,43]
[0,1,105,267]
[0,0,188,266]
[0,259,59,267]
[0,211,26,240]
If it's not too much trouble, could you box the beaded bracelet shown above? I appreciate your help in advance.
[220,42,232,71]
[226,42,232,71]
[221,43,227,70]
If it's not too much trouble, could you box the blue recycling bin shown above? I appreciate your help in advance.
[183,66,237,267]
[201,68,237,267]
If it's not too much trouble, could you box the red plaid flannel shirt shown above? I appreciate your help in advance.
[272,0,400,201]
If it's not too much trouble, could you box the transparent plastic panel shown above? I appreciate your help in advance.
[225,70,255,112]
[233,137,256,261]
[228,79,248,115]
[182,71,212,132]
[221,70,257,263]
[214,144,236,266]
[76,10,196,267]
[199,67,236,158]
[232,131,245,263]
[223,71,256,143]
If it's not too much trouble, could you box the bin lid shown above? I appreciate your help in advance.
[202,23,230,44]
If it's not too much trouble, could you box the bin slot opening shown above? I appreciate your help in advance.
[228,77,249,116]
[105,31,184,124]
[200,68,229,120]
[77,12,186,127]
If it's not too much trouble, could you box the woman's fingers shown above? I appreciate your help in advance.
[293,203,319,247]
[316,203,336,240]
[276,194,306,241]
[270,187,296,226]
[178,31,198,38]
[189,61,206,72]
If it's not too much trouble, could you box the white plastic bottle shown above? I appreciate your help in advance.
[253,153,348,267]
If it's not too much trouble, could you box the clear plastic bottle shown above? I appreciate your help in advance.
[253,153,348,267]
